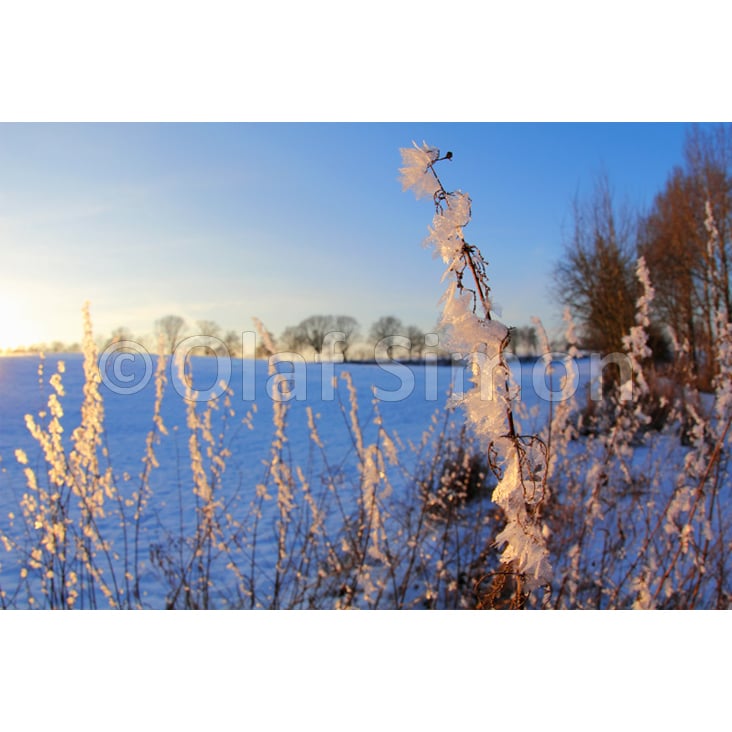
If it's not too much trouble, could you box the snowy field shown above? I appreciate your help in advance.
[0,351,605,609]
[5,347,724,610]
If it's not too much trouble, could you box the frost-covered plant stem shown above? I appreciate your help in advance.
[616,256,654,441]
[652,415,730,606]
[399,142,552,603]
[131,342,168,606]
[12,304,124,608]
[548,308,580,480]
[645,205,732,607]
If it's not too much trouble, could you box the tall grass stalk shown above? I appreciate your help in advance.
[399,141,551,606]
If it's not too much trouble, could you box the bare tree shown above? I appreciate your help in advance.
[406,324,425,360]
[196,320,221,339]
[223,330,242,358]
[370,315,405,359]
[297,315,335,358]
[333,315,360,361]
[507,326,538,357]
[255,326,277,358]
[111,326,133,341]
[370,315,404,342]
[155,315,186,354]
[553,176,638,356]
[278,325,305,352]
[104,326,136,353]
[191,320,225,356]
[639,124,732,387]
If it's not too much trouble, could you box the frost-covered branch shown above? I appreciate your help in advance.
[399,141,552,600]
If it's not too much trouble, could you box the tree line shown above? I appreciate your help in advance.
[10,314,546,360]
[553,123,732,389]
[273,315,436,361]
[98,314,440,362]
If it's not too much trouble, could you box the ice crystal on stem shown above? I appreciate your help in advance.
[621,256,654,402]
[400,142,552,598]
[398,141,441,200]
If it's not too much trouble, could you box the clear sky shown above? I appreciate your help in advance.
[0,122,704,349]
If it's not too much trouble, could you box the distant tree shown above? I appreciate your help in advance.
[370,315,405,359]
[110,326,133,342]
[333,315,360,361]
[638,124,732,386]
[297,315,336,358]
[190,320,225,356]
[278,324,305,353]
[104,326,136,353]
[370,315,404,342]
[553,176,638,356]
[255,326,277,358]
[223,330,242,358]
[155,315,186,354]
[508,326,538,357]
[196,320,221,339]
[406,324,425,360]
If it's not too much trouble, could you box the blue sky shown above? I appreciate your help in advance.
[0,122,701,349]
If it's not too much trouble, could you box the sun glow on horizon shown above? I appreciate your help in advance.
[0,294,44,352]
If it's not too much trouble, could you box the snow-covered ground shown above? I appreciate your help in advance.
[0,352,592,607]
[1,351,726,609]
